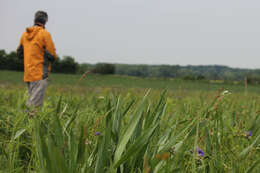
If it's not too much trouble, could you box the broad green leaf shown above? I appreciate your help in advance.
[114,90,150,163]
[14,129,26,140]
[114,124,158,168]
[246,157,260,173]
[240,133,260,158]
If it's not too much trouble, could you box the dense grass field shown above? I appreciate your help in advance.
[0,70,260,173]
[1,70,260,93]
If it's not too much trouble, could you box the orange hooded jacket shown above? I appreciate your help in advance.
[18,25,56,82]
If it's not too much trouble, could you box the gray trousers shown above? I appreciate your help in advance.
[26,79,47,107]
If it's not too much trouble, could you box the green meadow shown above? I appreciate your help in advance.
[0,70,260,173]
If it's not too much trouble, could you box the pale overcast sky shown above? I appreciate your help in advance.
[1,0,260,69]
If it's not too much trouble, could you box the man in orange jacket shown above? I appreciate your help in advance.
[17,11,56,107]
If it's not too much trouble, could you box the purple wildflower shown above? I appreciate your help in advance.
[197,147,204,157]
[94,132,101,136]
[248,131,252,136]
[246,131,252,137]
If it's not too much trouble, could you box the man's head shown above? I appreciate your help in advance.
[34,11,48,25]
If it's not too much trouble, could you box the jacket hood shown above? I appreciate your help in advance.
[25,26,43,40]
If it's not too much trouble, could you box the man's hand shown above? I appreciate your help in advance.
[17,45,24,60]
[44,49,55,63]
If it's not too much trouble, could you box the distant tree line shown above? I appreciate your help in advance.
[114,64,260,84]
[0,50,81,74]
[1,49,260,83]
